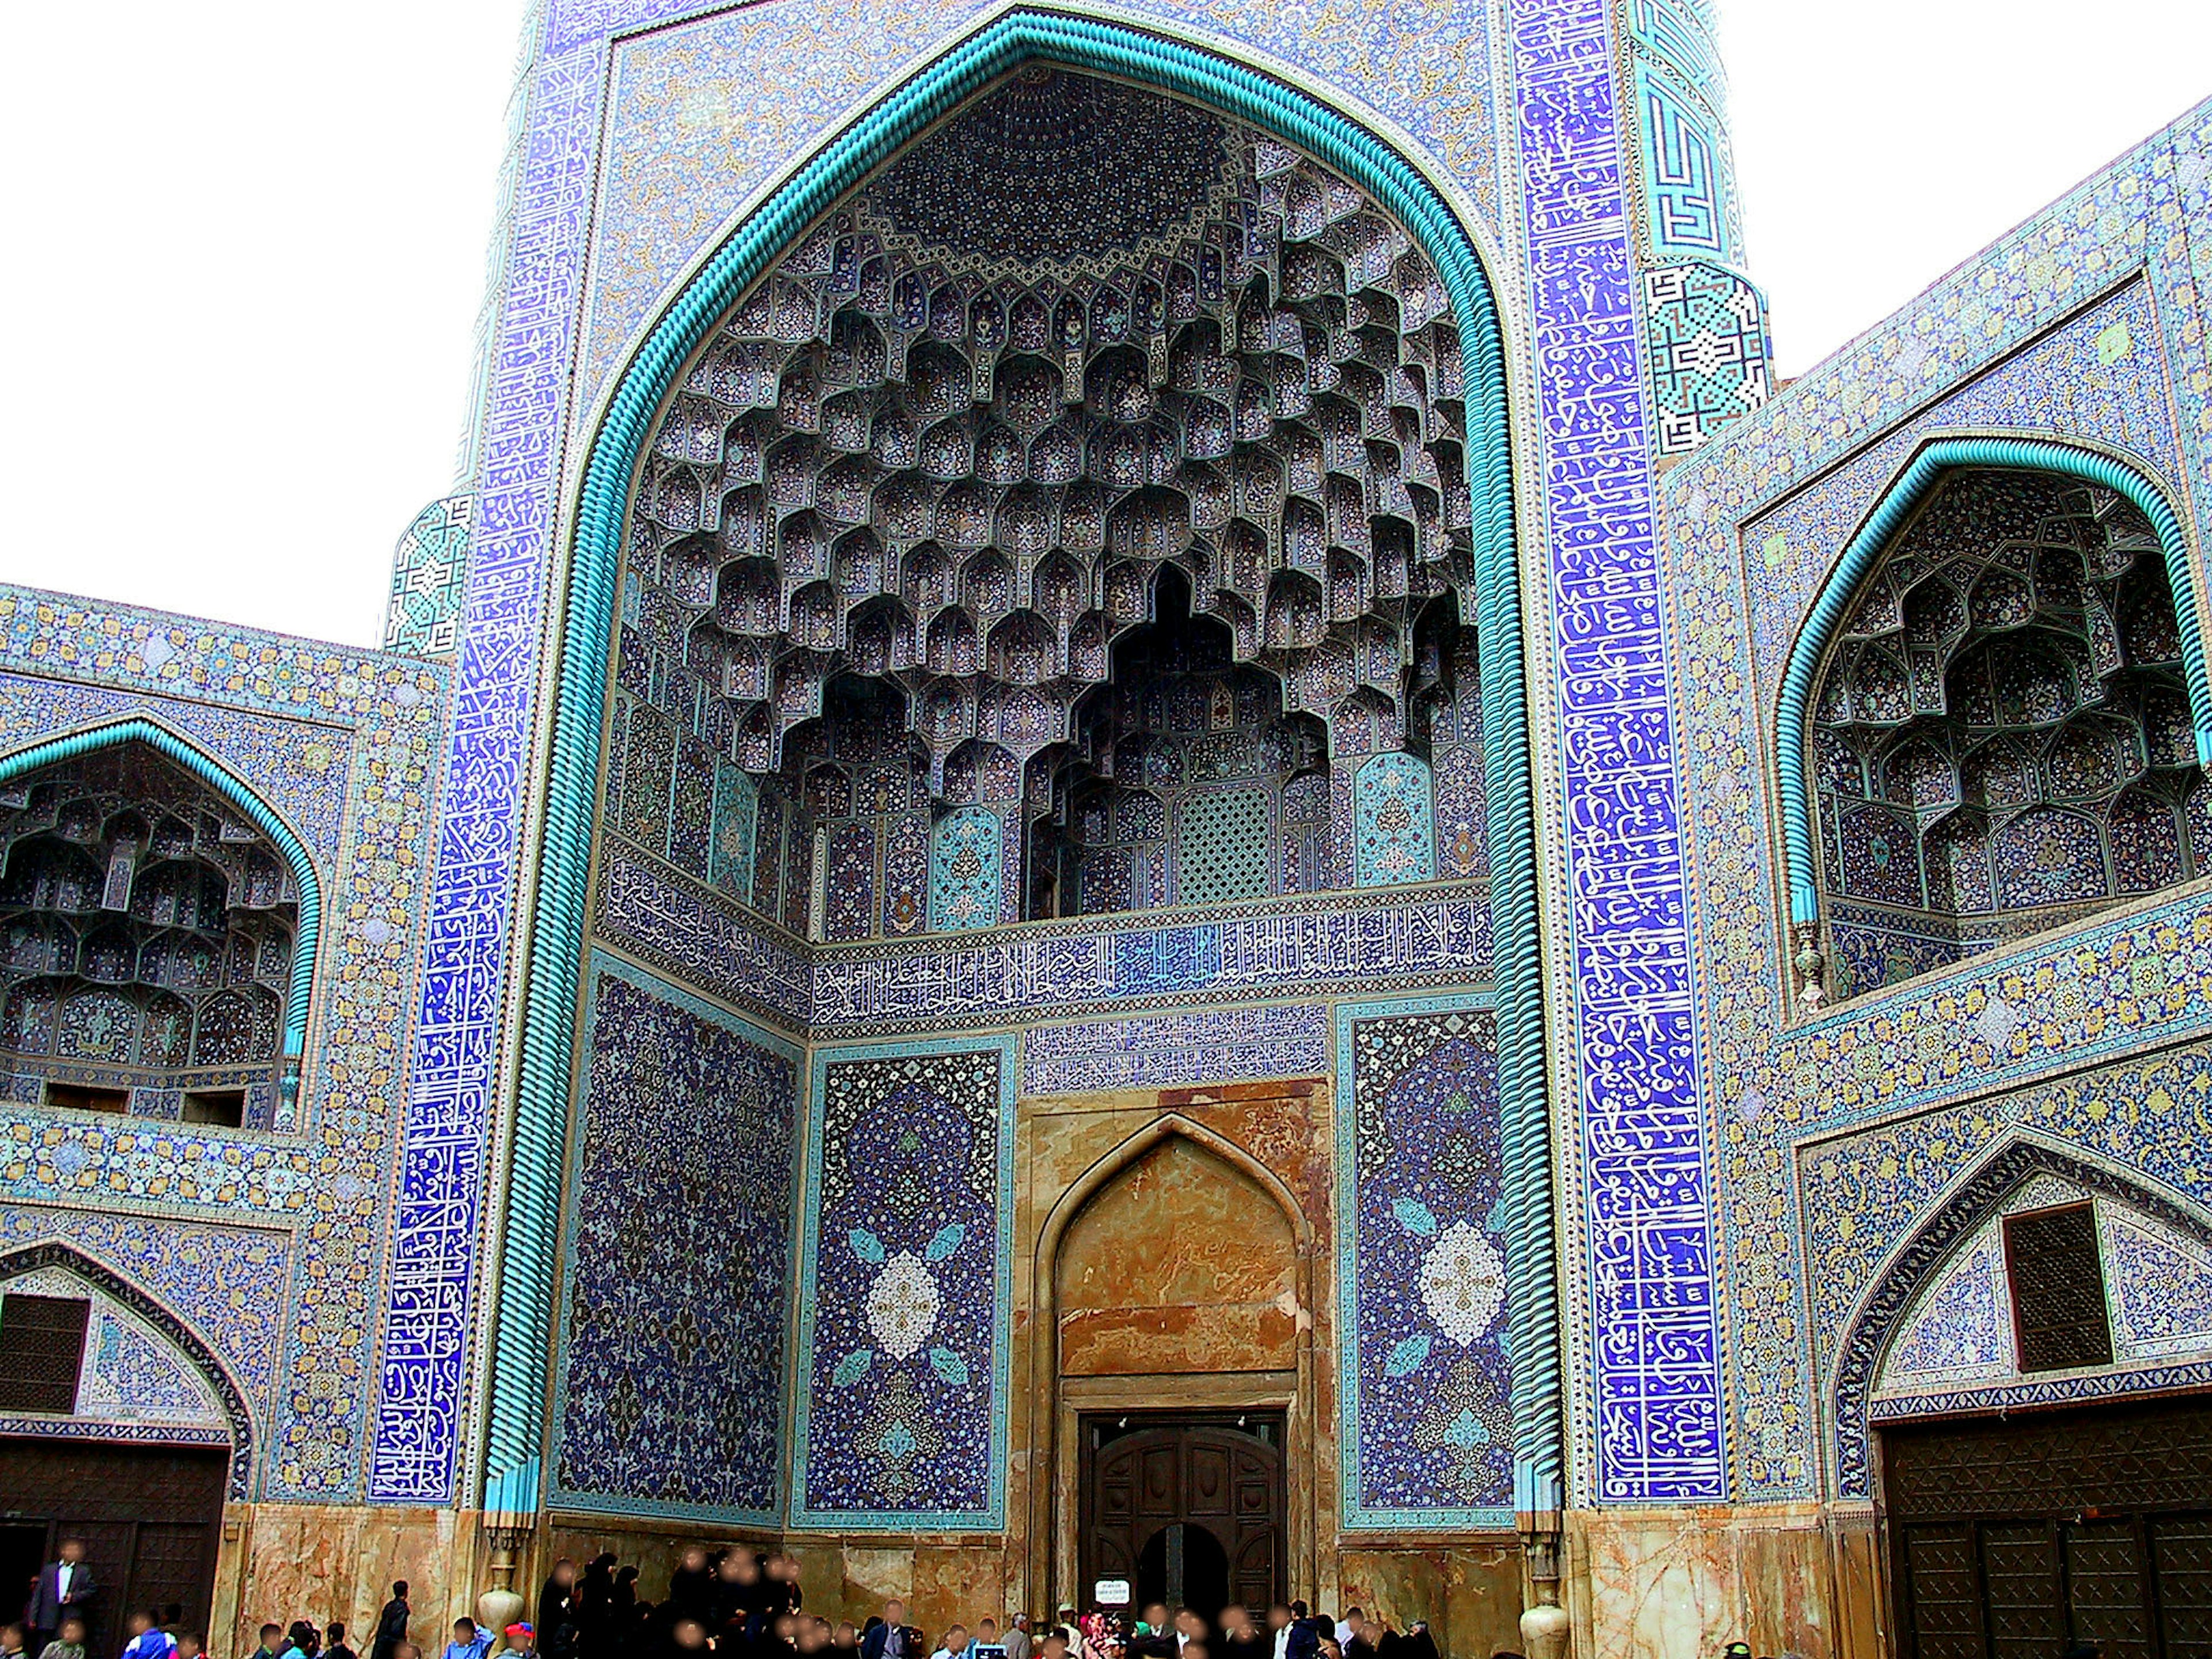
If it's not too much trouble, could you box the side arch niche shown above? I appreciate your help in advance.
[1780,445,2212,1003]
[0,722,321,1121]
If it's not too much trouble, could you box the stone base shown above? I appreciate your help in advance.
[213,1504,476,1659]
[1564,1503,1885,1659]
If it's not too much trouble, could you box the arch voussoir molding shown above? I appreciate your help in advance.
[0,714,325,1101]
[493,7,1556,1528]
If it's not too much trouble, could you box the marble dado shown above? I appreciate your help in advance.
[1565,1506,1885,1659]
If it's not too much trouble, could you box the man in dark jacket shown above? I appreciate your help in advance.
[25,1540,96,1658]
[370,1584,411,1659]
[858,1604,922,1659]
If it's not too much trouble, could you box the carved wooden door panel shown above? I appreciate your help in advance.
[1883,1395,2212,1659]
[0,1438,228,1653]
[1081,1415,1283,1623]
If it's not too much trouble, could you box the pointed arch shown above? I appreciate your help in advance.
[1828,1131,2212,1501]
[1036,1110,1315,1272]
[494,9,1554,1522]
[0,716,324,1096]
[0,1238,257,1497]
[1777,437,2212,930]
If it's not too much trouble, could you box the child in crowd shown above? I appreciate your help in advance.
[442,1620,493,1659]
[35,1616,85,1659]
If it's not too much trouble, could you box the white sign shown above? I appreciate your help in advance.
[1093,1580,1132,1607]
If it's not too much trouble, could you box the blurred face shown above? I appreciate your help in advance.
[885,1606,906,1628]
[682,1549,707,1573]
[674,1625,707,1654]
[60,1543,84,1565]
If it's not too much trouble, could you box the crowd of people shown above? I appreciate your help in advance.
[516,1547,1453,1659]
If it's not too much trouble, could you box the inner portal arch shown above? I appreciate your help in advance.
[502,10,1552,1531]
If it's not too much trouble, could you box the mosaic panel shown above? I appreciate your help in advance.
[1354,753,1437,887]
[881,811,929,938]
[552,956,797,1521]
[794,1034,1012,1528]
[928,809,1002,933]
[1874,1232,2011,1393]
[1644,264,1771,456]
[824,823,878,944]
[2103,1205,2212,1359]
[0,596,445,1502]
[385,495,472,657]
[580,0,1502,403]
[1020,1002,1328,1094]
[78,1304,227,1425]
[1336,999,1513,1528]
[1510,0,1725,1501]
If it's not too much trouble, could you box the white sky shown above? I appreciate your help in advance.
[1,1,2207,649]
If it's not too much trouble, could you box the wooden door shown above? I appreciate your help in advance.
[0,1438,229,1653]
[1883,1393,2212,1659]
[1081,1414,1283,1622]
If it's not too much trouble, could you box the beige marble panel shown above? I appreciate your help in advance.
[1339,1544,1522,1659]
[1568,1506,1873,1659]
[217,1505,463,1659]
[1056,1138,1298,1377]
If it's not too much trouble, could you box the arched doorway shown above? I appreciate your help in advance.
[1089,1416,1282,1621]
[0,1245,251,1654]
[1048,1120,1307,1614]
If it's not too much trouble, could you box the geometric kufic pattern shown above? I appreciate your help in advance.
[1644,264,1771,456]
[384,495,472,657]
[798,1039,1007,1526]
[1340,1003,1512,1527]
[1632,61,1730,262]
[1812,469,2207,998]
[1511,0,1724,1501]
[554,959,796,1520]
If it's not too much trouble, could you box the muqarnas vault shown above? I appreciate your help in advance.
[4,2,2212,1658]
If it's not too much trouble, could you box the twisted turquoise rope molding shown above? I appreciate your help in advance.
[493,7,1560,1522]
[0,717,324,1099]
[1777,437,2212,927]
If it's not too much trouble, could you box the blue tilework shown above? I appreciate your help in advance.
[1021,1003,1328,1094]
[0,592,446,1502]
[1335,996,1514,1529]
[1510,0,1725,1502]
[550,955,798,1522]
[1659,104,2212,1502]
[793,1032,1013,1529]
[577,0,1503,404]
[371,38,615,1501]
